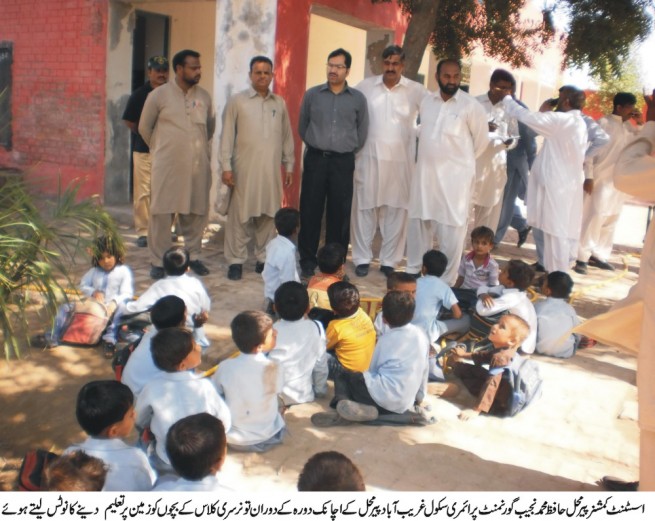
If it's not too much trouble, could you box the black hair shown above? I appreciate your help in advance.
[166,413,227,481]
[151,327,194,372]
[231,311,273,353]
[317,243,346,275]
[150,295,186,329]
[545,271,574,299]
[163,246,190,276]
[275,207,300,237]
[386,271,417,291]
[382,45,404,61]
[44,451,108,492]
[613,92,637,110]
[298,451,365,491]
[559,85,586,110]
[382,291,415,328]
[490,68,515,86]
[436,58,461,76]
[173,49,200,71]
[274,281,309,321]
[328,48,352,69]
[327,281,360,317]
[76,381,134,436]
[504,259,534,291]
[91,235,125,267]
[470,226,495,244]
[422,250,448,277]
[249,55,273,71]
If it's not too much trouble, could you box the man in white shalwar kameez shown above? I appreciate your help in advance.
[406,59,489,284]
[351,45,428,277]
[502,87,588,273]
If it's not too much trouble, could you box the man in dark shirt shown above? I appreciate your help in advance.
[297,48,368,278]
[122,56,169,247]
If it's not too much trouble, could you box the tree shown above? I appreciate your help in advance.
[585,61,645,118]
[372,0,653,81]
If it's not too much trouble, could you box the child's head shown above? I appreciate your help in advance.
[382,291,415,328]
[151,295,187,329]
[470,226,494,256]
[499,259,534,290]
[297,451,365,491]
[543,271,574,299]
[231,310,275,354]
[151,327,201,372]
[386,272,417,298]
[327,281,360,317]
[274,207,300,238]
[91,235,124,271]
[274,281,309,321]
[488,314,530,349]
[317,243,346,275]
[421,250,448,277]
[76,380,135,438]
[44,451,108,492]
[165,413,227,481]
[163,246,190,276]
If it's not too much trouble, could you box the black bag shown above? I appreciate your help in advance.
[468,309,509,340]
[17,449,59,491]
[112,311,151,381]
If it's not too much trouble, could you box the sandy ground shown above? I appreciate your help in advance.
[0,202,648,491]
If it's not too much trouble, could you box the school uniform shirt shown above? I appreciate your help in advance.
[262,235,300,301]
[64,437,156,492]
[121,328,164,398]
[534,297,580,358]
[412,275,459,342]
[326,308,376,372]
[212,353,285,447]
[364,323,429,414]
[80,265,134,305]
[153,474,233,492]
[135,372,231,465]
[373,311,389,337]
[269,318,328,405]
[457,252,499,290]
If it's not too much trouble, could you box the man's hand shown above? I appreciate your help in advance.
[583,179,594,195]
[479,293,495,308]
[459,409,480,421]
[192,310,209,328]
[285,171,293,187]
[222,170,235,188]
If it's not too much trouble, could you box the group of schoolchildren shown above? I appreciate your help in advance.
[43,211,587,491]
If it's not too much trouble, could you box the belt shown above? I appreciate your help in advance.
[308,146,354,157]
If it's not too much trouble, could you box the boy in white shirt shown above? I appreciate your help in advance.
[212,311,285,452]
[64,380,156,491]
[269,281,328,405]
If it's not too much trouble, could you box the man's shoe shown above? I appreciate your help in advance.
[573,261,588,275]
[355,264,370,277]
[310,411,353,428]
[588,256,615,271]
[531,262,546,273]
[136,236,148,248]
[255,261,265,274]
[380,265,395,278]
[517,226,532,248]
[227,264,242,281]
[600,476,638,492]
[301,266,315,279]
[336,400,379,422]
[150,265,165,280]
[189,260,209,276]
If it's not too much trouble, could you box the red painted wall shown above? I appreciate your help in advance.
[274,0,407,207]
[0,0,108,199]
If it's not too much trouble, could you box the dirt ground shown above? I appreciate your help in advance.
[0,202,648,492]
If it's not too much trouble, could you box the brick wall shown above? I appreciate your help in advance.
[0,0,108,198]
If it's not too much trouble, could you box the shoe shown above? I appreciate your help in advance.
[301,266,315,279]
[531,262,546,273]
[427,382,461,398]
[310,411,353,428]
[517,226,532,248]
[380,265,395,278]
[336,400,379,422]
[189,260,209,276]
[255,261,265,274]
[227,264,242,280]
[573,261,588,275]
[150,265,165,280]
[588,256,615,271]
[355,264,369,277]
[102,341,116,359]
[600,476,638,492]
[136,236,147,248]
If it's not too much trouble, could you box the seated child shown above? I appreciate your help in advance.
[475,259,537,354]
[262,207,301,313]
[451,314,530,420]
[135,328,231,472]
[153,413,230,492]
[307,243,347,310]
[44,451,108,492]
[64,380,156,491]
[212,311,285,452]
[124,247,211,349]
[452,226,499,310]
[297,451,366,491]
[122,295,186,398]
[268,281,328,405]
[535,271,580,358]
[373,272,417,336]
[325,281,376,376]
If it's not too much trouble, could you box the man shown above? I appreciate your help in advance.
[139,49,215,279]
[502,86,588,273]
[220,56,295,281]
[472,69,519,232]
[406,59,488,284]
[574,92,640,275]
[350,45,428,278]
[122,56,169,248]
[297,48,369,278]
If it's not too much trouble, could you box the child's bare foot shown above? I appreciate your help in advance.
[427,382,460,398]
[458,409,480,421]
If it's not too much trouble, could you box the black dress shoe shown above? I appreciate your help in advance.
[255,261,265,274]
[136,236,148,248]
[517,226,532,248]
[380,265,395,277]
[600,476,638,491]
[573,261,588,275]
[531,262,546,273]
[189,260,209,276]
[150,265,165,280]
[588,256,615,271]
[355,264,369,277]
[301,266,315,279]
[227,264,242,280]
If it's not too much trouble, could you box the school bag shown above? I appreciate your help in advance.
[468,309,509,340]
[502,355,543,417]
[17,449,59,491]
[111,311,151,381]
[59,300,110,346]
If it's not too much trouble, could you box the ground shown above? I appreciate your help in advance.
[0,202,648,491]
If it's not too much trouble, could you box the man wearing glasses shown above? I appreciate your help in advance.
[297,48,369,278]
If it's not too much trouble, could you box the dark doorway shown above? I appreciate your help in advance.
[131,11,170,91]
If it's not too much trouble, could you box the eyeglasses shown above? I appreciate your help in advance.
[326,63,348,70]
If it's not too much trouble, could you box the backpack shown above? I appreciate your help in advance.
[59,300,110,346]
[111,311,152,381]
[503,355,543,417]
[17,449,59,491]
[468,309,509,340]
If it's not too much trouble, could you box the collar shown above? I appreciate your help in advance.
[319,82,351,94]
[83,437,129,450]
[465,251,490,267]
[435,87,463,102]
[375,75,408,90]
[248,86,272,100]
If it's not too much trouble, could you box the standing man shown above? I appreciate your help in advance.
[406,58,488,284]
[122,56,169,248]
[351,45,428,278]
[139,49,215,279]
[297,48,369,278]
[220,56,295,281]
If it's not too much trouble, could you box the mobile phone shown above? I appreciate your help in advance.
[548,98,559,107]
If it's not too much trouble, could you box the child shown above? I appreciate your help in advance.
[535,271,580,358]
[212,311,285,452]
[135,328,231,472]
[297,451,366,491]
[44,451,108,492]
[64,380,156,491]
[451,314,530,420]
[268,281,328,405]
[307,243,347,310]
[153,413,230,491]
[475,259,537,354]
[453,226,499,310]
[124,246,211,349]
[373,272,417,336]
[262,208,301,312]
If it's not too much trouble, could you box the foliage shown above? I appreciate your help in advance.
[0,175,122,359]
[585,61,645,118]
